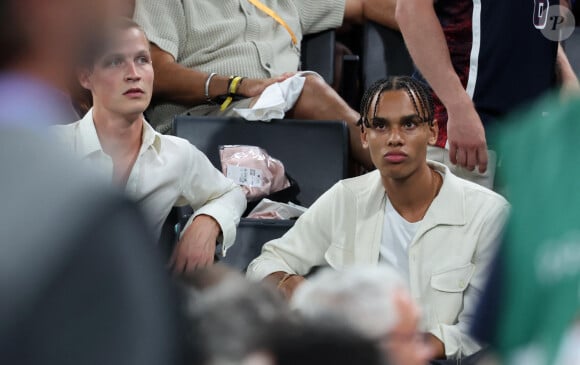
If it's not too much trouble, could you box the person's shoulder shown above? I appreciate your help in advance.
[51,119,81,136]
[156,132,201,155]
[338,170,381,195]
[49,119,84,154]
[153,132,211,170]
[461,176,507,204]
[449,173,510,216]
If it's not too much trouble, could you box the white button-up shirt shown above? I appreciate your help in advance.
[53,109,246,254]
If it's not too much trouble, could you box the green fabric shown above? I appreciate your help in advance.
[489,93,580,364]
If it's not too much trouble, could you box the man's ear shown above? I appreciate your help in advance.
[77,68,93,91]
[360,125,369,149]
[427,119,438,146]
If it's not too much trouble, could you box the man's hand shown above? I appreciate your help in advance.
[344,0,399,30]
[169,215,221,274]
[446,101,488,173]
[278,275,305,300]
[424,333,446,359]
[237,74,294,99]
[265,271,306,300]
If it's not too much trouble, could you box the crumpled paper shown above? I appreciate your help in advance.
[247,198,307,220]
[234,71,321,121]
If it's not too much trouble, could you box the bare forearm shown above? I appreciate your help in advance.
[556,43,579,87]
[365,0,398,31]
[150,44,236,106]
[396,0,470,109]
[150,44,283,107]
[344,0,398,30]
[152,63,229,105]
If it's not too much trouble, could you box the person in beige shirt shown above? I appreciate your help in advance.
[133,0,397,169]
[54,18,246,274]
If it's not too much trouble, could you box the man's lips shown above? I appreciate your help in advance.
[123,88,145,96]
[384,151,408,163]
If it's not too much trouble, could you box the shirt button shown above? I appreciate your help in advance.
[459,279,466,288]
[265,62,271,68]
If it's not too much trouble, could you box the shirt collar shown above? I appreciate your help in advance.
[77,108,162,158]
[368,160,466,226]
[141,117,162,155]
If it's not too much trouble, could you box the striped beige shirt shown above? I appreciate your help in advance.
[134,0,345,126]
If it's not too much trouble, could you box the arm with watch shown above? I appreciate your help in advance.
[265,272,306,300]
[150,44,290,108]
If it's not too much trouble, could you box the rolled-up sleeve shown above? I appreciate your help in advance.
[179,145,246,256]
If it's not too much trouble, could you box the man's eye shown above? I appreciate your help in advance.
[403,120,418,129]
[372,121,387,130]
[106,58,123,67]
[136,56,151,64]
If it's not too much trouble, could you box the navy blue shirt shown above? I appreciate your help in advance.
[474,0,558,120]
[424,0,559,147]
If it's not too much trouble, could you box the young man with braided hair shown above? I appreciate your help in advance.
[248,76,509,361]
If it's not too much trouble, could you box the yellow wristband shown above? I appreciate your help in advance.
[220,76,243,111]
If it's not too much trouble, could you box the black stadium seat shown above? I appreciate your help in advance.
[301,30,336,85]
[161,116,350,270]
[218,219,296,271]
[362,22,415,90]
[173,116,349,207]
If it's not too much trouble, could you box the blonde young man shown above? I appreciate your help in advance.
[247,76,509,360]
[54,18,246,274]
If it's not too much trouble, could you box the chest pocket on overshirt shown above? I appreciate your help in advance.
[428,263,475,324]
[431,263,475,292]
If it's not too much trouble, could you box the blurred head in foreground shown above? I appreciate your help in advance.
[291,266,433,365]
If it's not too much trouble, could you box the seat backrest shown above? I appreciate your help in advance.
[218,219,295,271]
[173,116,349,207]
[301,30,336,85]
[565,27,580,78]
[362,22,414,90]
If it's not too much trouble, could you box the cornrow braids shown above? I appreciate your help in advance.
[357,76,435,132]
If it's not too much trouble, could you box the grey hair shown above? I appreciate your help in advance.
[185,276,295,364]
[291,265,407,339]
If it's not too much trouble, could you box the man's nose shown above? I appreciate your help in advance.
[386,127,404,146]
[125,62,141,81]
